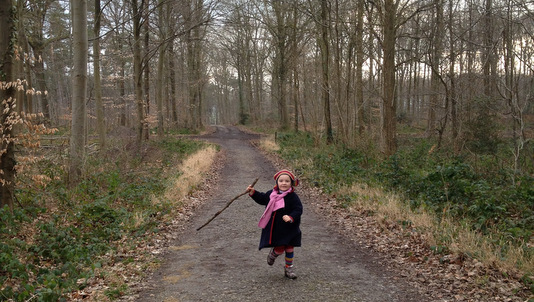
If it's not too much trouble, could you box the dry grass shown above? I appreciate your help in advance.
[257,132,533,276]
[130,144,219,231]
[342,183,533,276]
[441,218,534,275]
[343,183,437,242]
[258,135,280,153]
[85,144,219,302]
[159,144,218,204]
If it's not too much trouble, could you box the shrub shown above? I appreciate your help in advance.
[274,131,533,246]
[0,137,206,300]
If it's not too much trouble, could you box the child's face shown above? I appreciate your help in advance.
[277,174,292,191]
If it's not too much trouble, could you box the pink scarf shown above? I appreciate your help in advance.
[258,187,293,229]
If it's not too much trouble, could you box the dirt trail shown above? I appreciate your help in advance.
[132,125,425,302]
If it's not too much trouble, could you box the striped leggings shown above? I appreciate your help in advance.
[271,245,294,267]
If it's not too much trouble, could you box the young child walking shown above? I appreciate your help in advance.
[246,170,303,279]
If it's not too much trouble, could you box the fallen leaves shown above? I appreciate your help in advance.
[66,149,225,301]
[302,185,532,302]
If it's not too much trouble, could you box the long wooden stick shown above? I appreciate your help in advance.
[196,178,259,231]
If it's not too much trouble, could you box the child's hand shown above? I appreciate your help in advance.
[282,215,292,223]
[246,185,255,195]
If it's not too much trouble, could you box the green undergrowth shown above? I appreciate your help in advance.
[274,131,533,275]
[0,137,205,301]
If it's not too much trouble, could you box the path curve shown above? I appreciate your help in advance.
[134,125,424,302]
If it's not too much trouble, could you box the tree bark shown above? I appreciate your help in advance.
[319,0,333,144]
[16,0,31,114]
[119,59,126,127]
[273,0,289,130]
[93,0,106,148]
[143,0,150,139]
[382,0,397,156]
[168,43,178,125]
[32,50,50,122]
[185,0,205,130]
[0,0,16,209]
[355,0,365,135]
[132,0,145,144]
[25,1,55,124]
[156,0,166,137]
[449,0,459,152]
[427,0,443,137]
[483,0,495,98]
[69,0,88,185]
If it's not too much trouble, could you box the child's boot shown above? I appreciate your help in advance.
[267,248,279,265]
[284,265,297,279]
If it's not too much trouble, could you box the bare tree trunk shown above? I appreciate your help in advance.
[0,0,17,209]
[33,53,50,122]
[195,37,204,129]
[119,59,126,127]
[156,0,166,137]
[132,0,145,144]
[143,0,150,139]
[185,0,205,130]
[273,0,289,130]
[16,0,32,114]
[186,31,197,129]
[355,0,365,135]
[366,6,376,133]
[382,0,397,156]
[234,17,246,125]
[23,50,33,113]
[319,0,333,144]
[503,1,524,184]
[483,0,495,98]
[93,0,106,148]
[69,0,88,184]
[426,0,443,137]
[449,0,459,152]
[345,35,355,140]
[168,43,178,125]
[237,58,245,124]
[332,0,345,143]
[244,29,254,125]
[293,68,299,132]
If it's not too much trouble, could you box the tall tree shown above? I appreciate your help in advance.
[319,0,333,143]
[156,0,166,137]
[381,0,398,156]
[355,0,365,136]
[168,42,178,125]
[108,1,129,127]
[426,0,444,137]
[448,0,459,152]
[482,0,497,98]
[16,0,32,114]
[268,0,292,130]
[143,0,150,139]
[184,0,207,130]
[93,0,106,148]
[0,0,17,209]
[25,0,67,124]
[131,0,146,143]
[69,0,88,184]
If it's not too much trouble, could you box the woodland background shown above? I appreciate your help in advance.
[0,0,533,300]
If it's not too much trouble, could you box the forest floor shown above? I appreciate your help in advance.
[113,125,531,302]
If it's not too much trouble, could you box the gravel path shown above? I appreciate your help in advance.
[134,125,424,302]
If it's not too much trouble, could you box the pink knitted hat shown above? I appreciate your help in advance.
[273,170,299,187]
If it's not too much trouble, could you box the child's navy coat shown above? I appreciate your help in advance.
[250,189,303,250]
